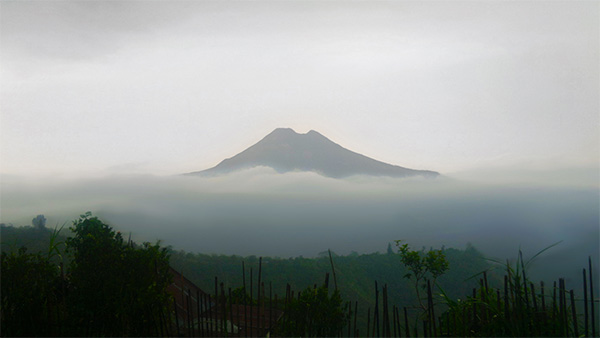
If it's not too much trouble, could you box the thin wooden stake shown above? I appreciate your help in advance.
[584,268,589,337]
[374,281,380,337]
[229,288,234,336]
[367,307,371,338]
[393,306,397,338]
[329,249,338,291]
[540,281,547,336]
[383,284,391,337]
[570,289,579,337]
[404,307,410,338]
[354,301,358,338]
[250,269,253,338]
[242,262,247,338]
[589,256,596,337]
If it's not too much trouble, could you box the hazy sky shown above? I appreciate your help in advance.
[1,1,598,176]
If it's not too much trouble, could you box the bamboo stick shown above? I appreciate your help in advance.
[530,283,538,335]
[559,278,566,336]
[570,289,579,337]
[348,301,352,337]
[540,281,547,336]
[243,262,247,338]
[584,268,589,337]
[375,281,380,337]
[428,280,436,336]
[367,307,371,338]
[397,306,402,338]
[383,284,390,337]
[250,269,253,338]
[269,282,272,334]
[553,281,557,336]
[404,307,410,338]
[187,292,193,337]
[393,306,397,338]
[174,298,181,337]
[229,288,234,336]
[504,275,509,322]
[589,256,596,337]
[329,249,338,291]
[197,290,202,337]
[354,301,358,338]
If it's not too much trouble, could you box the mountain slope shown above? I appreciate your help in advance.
[187,128,439,179]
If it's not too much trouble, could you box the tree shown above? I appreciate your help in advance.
[395,240,449,310]
[65,212,172,336]
[387,242,394,254]
[32,214,46,229]
[0,247,60,337]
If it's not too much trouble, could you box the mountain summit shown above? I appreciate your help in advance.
[187,128,439,179]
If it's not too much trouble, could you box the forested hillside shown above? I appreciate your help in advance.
[168,244,493,322]
[1,221,492,316]
[3,219,596,337]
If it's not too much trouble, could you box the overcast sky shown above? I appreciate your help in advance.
[1,1,598,177]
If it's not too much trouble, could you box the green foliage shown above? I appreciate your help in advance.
[278,285,349,337]
[0,223,67,259]
[1,247,61,337]
[438,243,582,337]
[395,240,449,309]
[65,212,173,336]
[229,286,256,305]
[1,213,174,336]
[169,244,489,335]
[395,240,449,282]
[32,214,47,230]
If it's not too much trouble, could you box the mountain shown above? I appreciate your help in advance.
[187,128,439,179]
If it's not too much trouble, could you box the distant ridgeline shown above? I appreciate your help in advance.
[2,219,598,337]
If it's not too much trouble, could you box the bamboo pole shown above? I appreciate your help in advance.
[367,307,371,338]
[354,301,358,338]
[403,307,410,338]
[348,301,352,337]
[393,306,397,338]
[530,283,538,335]
[472,288,477,327]
[269,282,273,334]
[589,256,596,337]
[383,284,390,337]
[229,288,234,336]
[504,275,509,322]
[397,306,402,338]
[540,281,548,335]
[261,282,266,335]
[197,290,203,337]
[250,269,253,338]
[584,268,589,337]
[428,280,436,336]
[329,249,338,291]
[174,298,181,337]
[187,292,193,337]
[257,257,262,335]
[243,261,247,338]
[570,289,579,337]
[559,278,566,336]
[221,283,227,336]
[553,281,557,336]
[374,281,380,337]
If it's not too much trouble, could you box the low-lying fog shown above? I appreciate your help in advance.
[2,167,598,286]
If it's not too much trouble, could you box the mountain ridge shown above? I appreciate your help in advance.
[186,128,439,179]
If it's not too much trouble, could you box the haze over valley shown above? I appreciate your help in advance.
[2,128,597,287]
[1,0,598,310]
